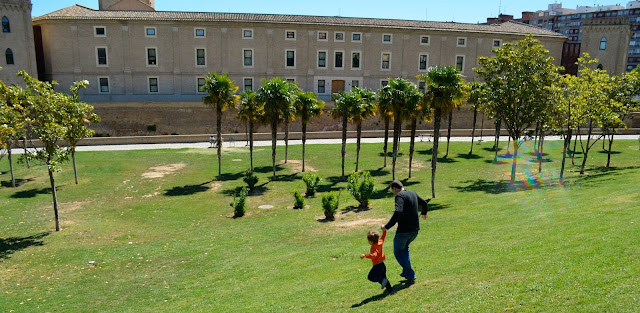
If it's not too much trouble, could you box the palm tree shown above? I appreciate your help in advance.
[293,90,325,172]
[330,91,359,180]
[282,82,300,164]
[410,90,432,179]
[419,66,465,198]
[466,82,485,155]
[350,87,377,173]
[256,78,295,179]
[237,90,264,171]
[202,72,239,181]
[377,86,393,168]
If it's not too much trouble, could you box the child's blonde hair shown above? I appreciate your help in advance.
[367,231,380,243]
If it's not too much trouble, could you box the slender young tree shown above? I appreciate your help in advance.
[0,82,26,188]
[606,69,640,168]
[467,82,486,155]
[202,72,239,181]
[330,91,359,180]
[350,87,377,173]
[256,78,296,179]
[419,66,465,198]
[237,90,264,171]
[293,90,324,172]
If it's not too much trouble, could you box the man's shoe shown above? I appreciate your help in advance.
[380,278,388,289]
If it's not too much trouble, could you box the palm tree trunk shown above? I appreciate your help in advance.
[302,122,307,172]
[431,108,441,198]
[249,121,254,171]
[48,169,60,232]
[22,137,30,168]
[72,149,78,184]
[392,118,401,181]
[8,145,15,187]
[511,138,518,182]
[560,129,572,182]
[470,107,477,155]
[355,123,362,172]
[409,118,417,179]
[606,134,614,168]
[341,115,347,179]
[216,106,223,181]
[383,117,389,167]
[271,119,278,179]
[445,110,453,158]
[284,119,289,163]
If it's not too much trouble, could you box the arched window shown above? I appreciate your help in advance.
[597,64,604,70]
[600,37,607,50]
[5,48,14,64]
[1,16,9,33]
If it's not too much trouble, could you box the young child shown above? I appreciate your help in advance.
[360,229,393,293]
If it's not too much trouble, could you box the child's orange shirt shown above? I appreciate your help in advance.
[362,230,387,265]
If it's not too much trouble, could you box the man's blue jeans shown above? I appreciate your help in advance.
[393,231,418,280]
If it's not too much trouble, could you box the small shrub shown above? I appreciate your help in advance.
[321,191,340,220]
[302,172,321,197]
[231,187,248,217]
[293,191,305,209]
[243,171,259,190]
[347,171,376,208]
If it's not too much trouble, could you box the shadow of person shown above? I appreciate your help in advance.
[350,282,414,308]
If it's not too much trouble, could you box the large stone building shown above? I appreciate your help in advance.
[0,0,37,86]
[11,0,569,135]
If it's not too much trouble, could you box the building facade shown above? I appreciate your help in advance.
[0,0,37,86]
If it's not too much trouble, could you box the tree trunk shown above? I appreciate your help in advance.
[249,121,254,171]
[606,134,614,168]
[470,107,477,154]
[284,119,289,164]
[579,123,592,175]
[511,139,519,182]
[8,146,15,188]
[431,108,442,198]
[538,135,544,174]
[392,118,401,181]
[409,118,417,179]
[216,106,223,181]
[22,137,30,168]
[341,115,347,180]
[302,122,307,172]
[48,169,60,232]
[383,117,389,167]
[560,129,572,182]
[571,127,579,165]
[494,119,501,161]
[479,113,485,139]
[445,110,453,158]
[355,123,362,172]
[72,149,78,184]
[271,119,278,179]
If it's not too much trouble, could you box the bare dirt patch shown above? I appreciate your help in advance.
[279,159,317,172]
[59,201,92,214]
[209,182,222,192]
[400,159,427,173]
[333,218,386,228]
[142,163,186,179]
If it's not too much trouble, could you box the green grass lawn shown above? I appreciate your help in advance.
[1,139,639,312]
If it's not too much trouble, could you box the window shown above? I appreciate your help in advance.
[455,55,465,72]
[94,26,106,37]
[351,80,359,88]
[148,77,159,93]
[5,48,14,65]
[243,78,253,91]
[351,52,361,69]
[419,54,428,71]
[382,34,392,43]
[147,48,157,66]
[195,28,205,37]
[381,52,391,70]
[286,50,296,68]
[96,47,107,66]
[600,37,607,50]
[197,77,206,93]
[145,27,156,37]
[418,81,426,92]
[243,29,253,39]
[597,64,604,70]
[196,48,206,66]
[335,31,345,42]
[98,77,109,93]
[243,49,253,67]
[318,31,328,41]
[381,80,389,87]
[457,37,467,47]
[352,32,362,42]
[286,78,296,82]
[318,80,325,93]
[2,16,9,33]
[420,35,430,45]
[334,51,344,68]
[493,39,502,48]
[285,30,296,40]
[318,51,327,68]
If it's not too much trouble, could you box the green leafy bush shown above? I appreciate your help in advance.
[293,191,305,209]
[347,171,376,208]
[231,187,248,217]
[243,171,259,190]
[321,191,340,220]
[302,172,321,196]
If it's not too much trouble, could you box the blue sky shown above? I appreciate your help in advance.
[32,1,613,23]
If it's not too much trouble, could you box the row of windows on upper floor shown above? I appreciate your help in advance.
[93,46,469,73]
[90,25,503,48]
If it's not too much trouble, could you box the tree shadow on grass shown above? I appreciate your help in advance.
[483,146,499,152]
[417,148,433,156]
[0,232,49,261]
[351,282,414,308]
[164,181,213,196]
[370,187,390,200]
[597,150,622,155]
[252,165,285,175]
[452,179,558,194]
[427,202,450,212]
[10,188,52,199]
[572,165,640,184]
[378,151,404,158]
[370,167,390,178]
[457,153,482,160]
[527,158,553,164]
[1,178,34,188]
[222,185,270,196]
[317,176,345,193]
[437,157,458,163]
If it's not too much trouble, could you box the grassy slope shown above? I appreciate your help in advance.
[0,139,639,312]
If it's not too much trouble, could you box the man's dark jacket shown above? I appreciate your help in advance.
[384,189,429,233]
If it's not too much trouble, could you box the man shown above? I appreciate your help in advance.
[381,180,430,283]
